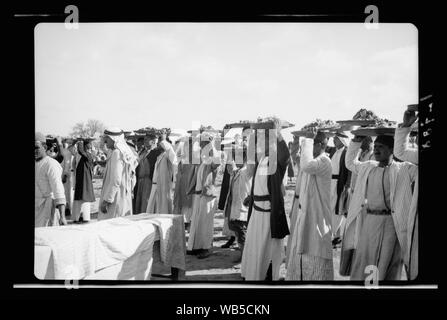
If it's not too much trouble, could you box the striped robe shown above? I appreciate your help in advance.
[394,127,418,280]
[285,138,334,280]
[342,141,417,279]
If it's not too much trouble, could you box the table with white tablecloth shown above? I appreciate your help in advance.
[34,214,186,280]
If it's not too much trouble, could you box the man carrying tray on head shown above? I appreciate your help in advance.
[286,127,334,280]
[241,118,290,281]
[343,129,417,280]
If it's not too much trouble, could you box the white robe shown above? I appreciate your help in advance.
[342,141,417,278]
[35,156,66,227]
[61,148,73,210]
[394,126,418,280]
[241,156,284,281]
[286,138,334,280]
[146,141,177,214]
[98,149,133,220]
[187,162,217,251]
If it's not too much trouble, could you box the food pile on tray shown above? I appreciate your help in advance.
[250,116,294,129]
[291,119,339,137]
[348,109,397,136]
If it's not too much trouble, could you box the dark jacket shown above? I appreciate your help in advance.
[335,148,351,215]
[74,143,95,202]
[247,139,290,239]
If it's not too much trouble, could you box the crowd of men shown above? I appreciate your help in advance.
[35,107,419,281]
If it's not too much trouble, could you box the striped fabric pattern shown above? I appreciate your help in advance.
[343,142,417,260]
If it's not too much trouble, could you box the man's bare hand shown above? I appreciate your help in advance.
[304,127,318,139]
[402,110,418,128]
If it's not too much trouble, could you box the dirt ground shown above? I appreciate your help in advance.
[81,173,348,281]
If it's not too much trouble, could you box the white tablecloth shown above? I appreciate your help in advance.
[35,214,186,280]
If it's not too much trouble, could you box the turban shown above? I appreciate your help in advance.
[375,135,394,149]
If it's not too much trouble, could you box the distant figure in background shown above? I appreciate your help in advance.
[134,133,158,214]
[135,136,145,154]
[287,142,296,183]
[61,140,76,216]
[98,128,138,220]
[72,139,95,223]
[35,132,67,227]
[146,129,177,214]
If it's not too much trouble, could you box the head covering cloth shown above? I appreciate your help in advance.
[103,127,138,171]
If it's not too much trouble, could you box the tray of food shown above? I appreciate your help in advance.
[224,120,252,129]
[336,119,377,127]
[351,119,397,136]
[250,117,295,129]
[337,108,381,129]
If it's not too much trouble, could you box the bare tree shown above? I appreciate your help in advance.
[70,119,105,138]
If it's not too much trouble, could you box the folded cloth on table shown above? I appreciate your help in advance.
[35,218,157,280]
[81,218,157,263]
[35,226,116,280]
[125,213,186,270]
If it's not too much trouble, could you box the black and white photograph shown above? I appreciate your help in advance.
[6,2,442,307]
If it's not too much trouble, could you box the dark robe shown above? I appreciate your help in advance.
[247,139,290,239]
[287,156,295,178]
[147,146,164,181]
[73,143,95,202]
[334,148,352,215]
[218,145,237,210]
[218,166,231,210]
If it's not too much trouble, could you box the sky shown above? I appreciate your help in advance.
[35,23,418,143]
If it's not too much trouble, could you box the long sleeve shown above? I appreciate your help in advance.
[166,142,178,166]
[202,165,217,197]
[77,142,94,164]
[103,150,123,203]
[61,149,72,176]
[300,138,329,176]
[394,127,418,165]
[48,161,66,206]
[345,141,363,175]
